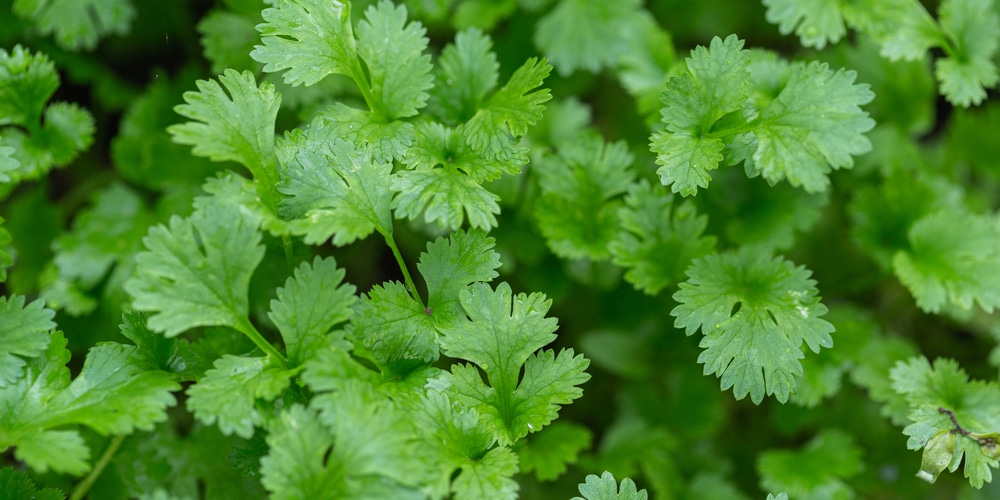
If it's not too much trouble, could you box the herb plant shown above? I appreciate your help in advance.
[2,0,1000,498]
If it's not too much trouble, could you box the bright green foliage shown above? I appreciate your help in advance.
[418,229,502,325]
[12,0,135,51]
[429,28,499,124]
[42,183,154,315]
[0,45,94,184]
[890,357,1000,487]
[935,0,1000,106]
[436,282,590,446]
[709,175,828,252]
[517,421,592,481]
[464,57,552,161]
[672,247,835,404]
[757,430,863,498]
[0,217,11,282]
[0,331,178,474]
[118,311,215,382]
[0,295,55,387]
[609,180,716,294]
[534,0,644,75]
[251,0,356,86]
[269,257,357,366]
[167,69,281,212]
[278,128,395,245]
[763,0,846,49]
[572,471,649,500]
[125,198,264,337]
[652,35,874,195]
[0,467,64,500]
[260,383,423,499]
[892,210,1000,313]
[197,10,261,75]
[534,134,634,260]
[186,355,298,439]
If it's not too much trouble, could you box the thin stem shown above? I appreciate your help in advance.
[939,407,970,435]
[70,434,126,500]
[384,233,426,310]
[281,233,295,276]
[348,58,386,120]
[236,318,289,369]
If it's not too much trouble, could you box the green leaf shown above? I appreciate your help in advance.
[451,446,520,500]
[534,133,634,260]
[430,28,499,124]
[12,0,135,51]
[277,126,395,246]
[392,166,501,231]
[197,10,260,75]
[348,280,439,372]
[892,210,1000,313]
[671,247,834,404]
[890,357,1000,488]
[418,229,502,322]
[251,0,356,86]
[517,421,592,481]
[0,295,54,387]
[0,45,57,127]
[763,0,846,49]
[0,217,11,282]
[572,471,648,500]
[119,311,215,381]
[167,69,281,211]
[651,34,750,196]
[186,355,298,439]
[610,180,716,294]
[437,282,590,445]
[0,467,64,500]
[757,430,863,499]
[125,198,264,337]
[935,0,1000,106]
[269,256,357,366]
[464,57,552,160]
[534,0,644,75]
[0,331,179,474]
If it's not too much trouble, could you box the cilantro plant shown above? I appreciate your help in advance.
[3,0,1000,498]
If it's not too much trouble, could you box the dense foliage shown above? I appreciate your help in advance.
[2,0,1000,498]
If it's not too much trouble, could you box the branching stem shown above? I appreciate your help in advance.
[385,233,426,309]
[236,318,289,368]
[70,434,126,500]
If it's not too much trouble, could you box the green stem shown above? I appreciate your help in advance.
[236,318,289,368]
[69,434,126,500]
[385,233,426,309]
[348,58,386,120]
[281,233,295,276]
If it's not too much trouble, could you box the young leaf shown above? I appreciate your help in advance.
[610,180,716,294]
[0,295,55,386]
[12,0,135,51]
[935,0,999,106]
[651,34,751,196]
[451,446,519,500]
[0,467,64,500]
[890,357,1000,488]
[534,133,635,260]
[251,0,356,86]
[436,282,590,446]
[349,281,439,373]
[762,0,847,49]
[167,69,281,211]
[672,247,834,404]
[757,430,863,498]
[517,421,592,481]
[268,256,357,367]
[572,471,648,500]
[430,28,499,124]
[417,229,502,323]
[892,210,1000,313]
[186,355,298,439]
[125,198,264,337]
[534,0,645,75]
[277,127,395,246]
[0,45,58,127]
[464,57,552,160]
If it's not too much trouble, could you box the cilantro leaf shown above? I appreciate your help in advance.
[650,34,750,196]
[0,217,11,282]
[348,281,439,373]
[167,69,281,211]
[452,446,519,500]
[119,311,215,381]
[0,295,55,386]
[890,357,1000,487]
[464,57,552,160]
[277,126,395,245]
[651,35,874,194]
[572,471,648,500]
[534,133,635,260]
[609,180,716,294]
[12,0,135,51]
[671,247,835,404]
[437,282,590,445]
[125,198,264,337]
[269,256,357,367]
[757,429,863,498]
[197,10,260,75]
[0,467,64,500]
[534,0,644,75]
[251,0,355,86]
[517,421,592,481]
[261,383,424,499]
[892,210,1000,313]
[418,229,502,322]
[0,45,58,127]
[762,0,847,49]
[186,355,298,439]
[0,331,179,474]
[935,0,1000,106]
[430,28,499,124]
